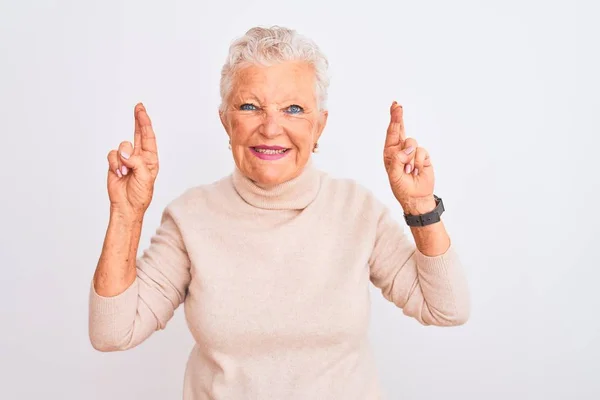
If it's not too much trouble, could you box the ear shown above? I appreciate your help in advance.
[314,110,328,143]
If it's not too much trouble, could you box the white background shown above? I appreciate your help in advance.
[1,0,599,399]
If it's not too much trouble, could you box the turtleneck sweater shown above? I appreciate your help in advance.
[88,161,470,400]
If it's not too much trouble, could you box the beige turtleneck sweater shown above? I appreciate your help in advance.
[88,161,470,399]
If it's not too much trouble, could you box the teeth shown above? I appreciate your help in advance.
[254,148,287,154]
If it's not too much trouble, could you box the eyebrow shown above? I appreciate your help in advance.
[233,90,311,107]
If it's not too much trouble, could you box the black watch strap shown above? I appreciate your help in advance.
[403,195,444,227]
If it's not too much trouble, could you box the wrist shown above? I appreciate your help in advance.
[401,195,437,215]
[109,206,144,225]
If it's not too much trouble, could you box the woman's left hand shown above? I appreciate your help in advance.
[383,102,437,215]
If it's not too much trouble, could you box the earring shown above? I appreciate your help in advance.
[312,142,319,153]
[228,140,231,150]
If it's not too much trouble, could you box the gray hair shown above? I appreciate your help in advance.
[219,26,330,112]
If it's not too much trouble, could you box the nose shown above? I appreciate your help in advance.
[258,109,283,138]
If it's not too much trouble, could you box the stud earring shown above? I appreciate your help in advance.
[228,140,231,150]
[313,142,319,153]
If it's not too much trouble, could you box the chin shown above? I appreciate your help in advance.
[237,149,307,186]
[252,169,289,186]
[249,164,296,187]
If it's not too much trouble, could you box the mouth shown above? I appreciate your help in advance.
[251,146,290,154]
[250,146,291,160]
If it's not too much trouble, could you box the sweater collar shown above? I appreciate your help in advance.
[231,160,321,210]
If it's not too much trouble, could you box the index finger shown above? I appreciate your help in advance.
[135,103,157,153]
[385,101,406,148]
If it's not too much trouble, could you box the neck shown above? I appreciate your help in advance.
[231,161,322,210]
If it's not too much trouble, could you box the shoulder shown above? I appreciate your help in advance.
[162,173,235,218]
[318,171,388,217]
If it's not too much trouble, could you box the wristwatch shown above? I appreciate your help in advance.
[403,195,444,227]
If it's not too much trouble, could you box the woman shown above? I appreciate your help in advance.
[89,26,470,399]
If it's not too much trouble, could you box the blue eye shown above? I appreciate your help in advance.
[286,105,304,114]
[240,103,257,111]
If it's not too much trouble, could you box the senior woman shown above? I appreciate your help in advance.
[89,26,470,399]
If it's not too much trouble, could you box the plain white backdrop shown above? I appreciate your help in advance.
[1,0,598,399]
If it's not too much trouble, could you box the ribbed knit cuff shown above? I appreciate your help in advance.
[89,279,139,316]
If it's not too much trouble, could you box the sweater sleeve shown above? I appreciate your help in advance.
[368,206,470,326]
[88,206,192,351]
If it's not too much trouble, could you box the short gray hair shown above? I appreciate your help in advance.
[219,26,330,112]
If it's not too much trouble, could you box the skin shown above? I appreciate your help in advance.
[219,62,328,187]
[92,63,451,298]
[93,103,158,297]
[383,102,451,256]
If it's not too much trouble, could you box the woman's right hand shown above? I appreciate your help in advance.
[107,103,159,218]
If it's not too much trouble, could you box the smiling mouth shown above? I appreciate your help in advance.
[251,147,290,154]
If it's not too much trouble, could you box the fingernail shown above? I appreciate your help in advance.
[414,168,419,176]
[405,164,412,174]
[116,169,122,178]
[121,165,128,176]
[404,146,415,154]
[120,151,130,159]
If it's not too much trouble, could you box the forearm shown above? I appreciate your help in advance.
[93,209,144,297]
[402,196,450,257]
[370,199,469,326]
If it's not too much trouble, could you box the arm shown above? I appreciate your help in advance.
[368,205,470,326]
[376,101,469,325]
[93,210,143,297]
[88,206,191,351]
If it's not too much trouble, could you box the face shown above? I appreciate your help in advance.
[219,61,328,187]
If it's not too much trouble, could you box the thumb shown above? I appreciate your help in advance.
[385,145,414,181]
[386,144,414,167]
[119,151,147,172]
